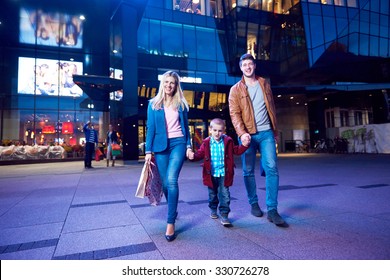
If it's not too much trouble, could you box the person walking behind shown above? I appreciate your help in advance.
[83,121,98,169]
[145,70,192,241]
[106,124,118,167]
[228,53,286,226]
[188,118,250,227]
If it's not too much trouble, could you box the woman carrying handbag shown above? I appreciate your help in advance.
[145,70,192,242]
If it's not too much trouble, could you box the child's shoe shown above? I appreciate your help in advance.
[220,216,232,227]
[210,210,218,219]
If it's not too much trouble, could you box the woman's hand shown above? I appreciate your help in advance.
[186,148,193,159]
[145,153,152,163]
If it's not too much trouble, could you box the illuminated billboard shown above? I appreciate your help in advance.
[18,57,84,97]
[19,7,84,48]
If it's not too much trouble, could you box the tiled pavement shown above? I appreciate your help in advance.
[0,153,389,260]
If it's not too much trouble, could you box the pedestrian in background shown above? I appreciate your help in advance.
[83,121,98,169]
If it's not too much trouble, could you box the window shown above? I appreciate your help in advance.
[340,110,349,127]
[354,111,363,126]
[209,92,227,112]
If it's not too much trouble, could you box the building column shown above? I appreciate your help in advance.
[120,1,139,160]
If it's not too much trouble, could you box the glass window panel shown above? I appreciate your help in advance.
[308,3,322,15]
[217,62,228,73]
[335,6,347,18]
[379,38,389,57]
[322,5,335,17]
[237,21,247,37]
[334,0,345,6]
[346,0,357,7]
[183,90,195,108]
[161,21,183,57]
[149,20,161,55]
[209,92,227,112]
[312,45,325,64]
[360,10,369,23]
[196,71,216,84]
[370,23,380,37]
[359,34,369,56]
[349,18,359,33]
[348,33,359,55]
[380,14,389,31]
[360,18,369,34]
[370,0,379,12]
[336,18,349,36]
[216,73,226,84]
[197,60,217,72]
[369,36,379,56]
[323,16,337,42]
[196,27,216,60]
[309,15,324,48]
[183,25,196,58]
[370,13,380,36]
[187,58,197,70]
[138,19,149,53]
[380,0,389,14]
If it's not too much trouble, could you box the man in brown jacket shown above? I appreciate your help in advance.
[228,53,285,226]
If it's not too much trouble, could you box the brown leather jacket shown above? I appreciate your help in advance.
[228,76,278,138]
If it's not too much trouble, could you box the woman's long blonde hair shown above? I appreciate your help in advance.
[150,71,189,111]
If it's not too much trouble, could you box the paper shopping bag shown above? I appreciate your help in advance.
[135,160,149,198]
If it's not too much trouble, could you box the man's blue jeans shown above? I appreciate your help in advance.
[154,137,186,224]
[240,130,279,211]
[209,176,230,217]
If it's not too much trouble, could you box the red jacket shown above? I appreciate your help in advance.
[192,135,248,188]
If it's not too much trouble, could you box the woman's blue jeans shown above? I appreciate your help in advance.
[240,130,279,211]
[154,137,186,224]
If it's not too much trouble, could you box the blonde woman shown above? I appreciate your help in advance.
[145,71,192,242]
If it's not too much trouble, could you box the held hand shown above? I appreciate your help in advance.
[186,148,193,159]
[242,137,251,147]
[188,151,195,160]
[240,133,251,145]
[145,153,152,163]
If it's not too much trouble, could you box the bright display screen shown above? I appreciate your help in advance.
[19,7,84,48]
[18,57,84,97]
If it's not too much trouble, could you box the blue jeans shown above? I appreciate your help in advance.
[240,130,279,211]
[209,176,230,217]
[154,137,186,224]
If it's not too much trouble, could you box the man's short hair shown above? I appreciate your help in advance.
[239,53,255,66]
[210,118,226,128]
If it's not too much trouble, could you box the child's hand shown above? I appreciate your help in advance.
[188,151,195,160]
[242,136,251,147]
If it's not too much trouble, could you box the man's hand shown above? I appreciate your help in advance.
[240,133,251,145]
[241,136,251,147]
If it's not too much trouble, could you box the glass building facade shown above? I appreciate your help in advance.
[0,0,389,162]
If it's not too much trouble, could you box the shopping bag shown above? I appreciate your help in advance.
[111,143,121,150]
[145,158,163,206]
[135,160,149,198]
[95,148,103,161]
[111,143,121,156]
[135,157,163,206]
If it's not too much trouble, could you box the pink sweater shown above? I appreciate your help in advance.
[164,106,184,138]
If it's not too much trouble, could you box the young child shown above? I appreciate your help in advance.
[188,118,250,226]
